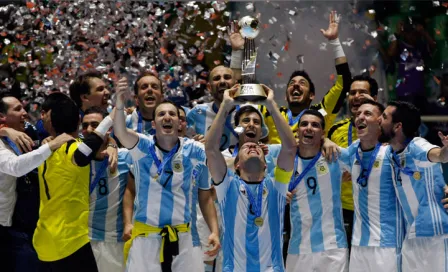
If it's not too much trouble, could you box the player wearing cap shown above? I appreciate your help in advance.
[205,84,296,271]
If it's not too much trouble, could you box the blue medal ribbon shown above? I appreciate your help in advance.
[287,109,306,127]
[348,122,353,146]
[148,141,179,176]
[288,151,321,192]
[90,158,109,194]
[3,137,22,155]
[212,103,239,139]
[137,111,155,135]
[240,178,265,218]
[390,146,414,178]
[232,145,239,157]
[355,143,381,187]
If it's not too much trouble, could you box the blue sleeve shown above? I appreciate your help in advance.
[186,108,196,132]
[339,147,352,171]
[125,114,133,129]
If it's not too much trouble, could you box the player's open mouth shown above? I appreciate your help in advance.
[162,123,173,129]
[245,131,256,138]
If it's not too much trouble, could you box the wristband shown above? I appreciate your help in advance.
[230,50,243,69]
[95,116,113,137]
[328,38,345,59]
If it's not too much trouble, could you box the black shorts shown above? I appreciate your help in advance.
[40,242,98,272]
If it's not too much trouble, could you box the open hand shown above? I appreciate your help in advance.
[320,11,340,41]
[228,20,245,50]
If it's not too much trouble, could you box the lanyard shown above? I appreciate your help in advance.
[348,122,353,146]
[288,151,321,192]
[287,109,306,127]
[212,103,239,138]
[390,146,414,178]
[232,145,239,157]
[148,141,179,176]
[90,158,109,194]
[240,178,265,218]
[355,143,381,186]
[3,137,22,155]
[137,111,155,135]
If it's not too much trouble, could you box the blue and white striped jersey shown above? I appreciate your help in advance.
[340,141,405,248]
[129,135,209,227]
[187,102,237,151]
[89,149,132,242]
[190,164,211,247]
[288,155,347,254]
[388,137,448,238]
[126,109,155,136]
[215,168,289,272]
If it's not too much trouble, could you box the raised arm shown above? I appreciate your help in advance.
[320,11,347,65]
[428,132,448,163]
[319,10,351,127]
[260,84,296,171]
[205,85,239,182]
[229,20,244,82]
[113,77,139,149]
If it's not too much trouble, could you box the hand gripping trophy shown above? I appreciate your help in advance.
[233,16,267,102]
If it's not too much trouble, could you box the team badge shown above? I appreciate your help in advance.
[172,160,183,172]
[317,163,328,175]
[413,171,421,180]
[374,160,380,168]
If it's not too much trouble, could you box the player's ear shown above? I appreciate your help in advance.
[152,120,156,130]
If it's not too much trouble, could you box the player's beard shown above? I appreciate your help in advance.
[244,157,264,173]
[378,126,394,143]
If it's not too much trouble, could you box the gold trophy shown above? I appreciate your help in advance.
[234,16,267,102]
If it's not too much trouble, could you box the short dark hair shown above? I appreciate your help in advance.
[69,70,103,109]
[84,106,107,119]
[133,71,163,95]
[0,92,15,114]
[178,106,186,115]
[234,106,263,126]
[388,101,421,138]
[299,109,325,129]
[153,101,179,117]
[351,74,379,97]
[43,93,79,135]
[359,99,385,113]
[287,70,315,94]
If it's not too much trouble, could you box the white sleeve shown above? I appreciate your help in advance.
[213,168,233,202]
[0,144,52,177]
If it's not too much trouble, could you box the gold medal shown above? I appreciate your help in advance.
[413,171,421,180]
[254,217,264,227]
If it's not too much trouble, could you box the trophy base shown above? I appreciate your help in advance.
[234,84,267,102]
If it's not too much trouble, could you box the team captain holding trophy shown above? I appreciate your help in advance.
[205,16,297,272]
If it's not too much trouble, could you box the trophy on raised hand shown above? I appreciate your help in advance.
[233,16,267,103]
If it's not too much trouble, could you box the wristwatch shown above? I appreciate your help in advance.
[107,143,118,149]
